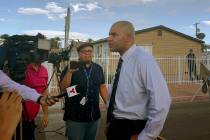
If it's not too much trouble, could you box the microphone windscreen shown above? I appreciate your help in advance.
[53,85,80,98]
[66,85,80,98]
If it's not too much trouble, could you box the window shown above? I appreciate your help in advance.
[157,30,162,36]
[138,45,153,55]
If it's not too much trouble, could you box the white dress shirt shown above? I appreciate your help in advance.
[108,44,171,140]
[0,70,40,102]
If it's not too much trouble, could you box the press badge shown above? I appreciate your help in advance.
[80,97,88,105]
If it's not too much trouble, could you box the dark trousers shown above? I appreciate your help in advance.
[14,120,35,140]
[22,120,36,140]
[106,118,147,140]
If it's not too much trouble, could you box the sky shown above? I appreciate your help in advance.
[0,0,210,44]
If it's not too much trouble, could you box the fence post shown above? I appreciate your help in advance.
[178,56,182,84]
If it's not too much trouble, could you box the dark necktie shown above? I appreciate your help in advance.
[107,58,123,123]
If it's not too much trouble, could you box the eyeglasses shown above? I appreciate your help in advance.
[80,50,93,54]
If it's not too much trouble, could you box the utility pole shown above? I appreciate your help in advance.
[194,22,200,38]
[194,22,206,52]
[64,7,70,48]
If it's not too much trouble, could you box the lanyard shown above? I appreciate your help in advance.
[84,65,92,79]
[84,65,93,97]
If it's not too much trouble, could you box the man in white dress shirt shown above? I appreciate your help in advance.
[106,21,171,140]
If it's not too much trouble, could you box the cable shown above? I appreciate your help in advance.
[39,125,66,137]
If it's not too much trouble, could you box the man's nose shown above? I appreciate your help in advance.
[108,36,112,42]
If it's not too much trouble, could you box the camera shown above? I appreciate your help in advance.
[48,50,70,66]
[10,52,30,83]
[70,61,85,69]
[48,52,62,66]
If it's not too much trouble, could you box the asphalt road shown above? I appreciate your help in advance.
[35,101,210,140]
[161,101,210,140]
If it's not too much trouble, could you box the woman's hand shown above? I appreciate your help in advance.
[0,89,22,140]
[42,114,48,128]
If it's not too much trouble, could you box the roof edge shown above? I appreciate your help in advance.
[135,25,204,43]
[93,25,204,44]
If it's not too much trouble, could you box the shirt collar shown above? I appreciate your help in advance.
[28,63,41,72]
[121,44,137,62]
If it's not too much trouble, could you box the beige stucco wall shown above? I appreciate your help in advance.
[135,29,202,58]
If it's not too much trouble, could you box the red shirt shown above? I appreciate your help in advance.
[24,64,48,120]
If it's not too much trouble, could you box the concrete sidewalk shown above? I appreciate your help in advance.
[34,101,210,140]
[35,103,67,140]
[35,102,107,140]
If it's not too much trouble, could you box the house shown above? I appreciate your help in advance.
[93,25,204,58]
[92,25,205,83]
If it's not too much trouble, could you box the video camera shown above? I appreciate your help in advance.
[48,50,70,67]
[0,36,49,83]
[10,52,30,83]
[0,47,31,83]
[48,51,85,73]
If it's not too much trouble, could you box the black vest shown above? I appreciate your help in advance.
[62,63,105,122]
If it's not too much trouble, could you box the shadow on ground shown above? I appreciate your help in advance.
[35,101,210,140]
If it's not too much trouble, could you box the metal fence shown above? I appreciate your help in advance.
[45,56,210,94]
[92,56,210,84]
[157,56,210,83]
[156,56,201,83]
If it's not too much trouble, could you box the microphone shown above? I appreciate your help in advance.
[52,85,80,98]
[53,92,67,98]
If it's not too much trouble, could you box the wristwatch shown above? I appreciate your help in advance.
[37,95,43,104]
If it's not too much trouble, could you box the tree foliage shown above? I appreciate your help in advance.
[36,33,46,39]
[50,37,61,49]
[0,34,10,39]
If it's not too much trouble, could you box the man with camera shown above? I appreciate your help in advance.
[60,43,108,140]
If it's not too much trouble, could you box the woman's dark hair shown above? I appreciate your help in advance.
[77,43,93,52]
[30,51,41,63]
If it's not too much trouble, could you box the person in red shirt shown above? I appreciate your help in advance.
[23,51,49,140]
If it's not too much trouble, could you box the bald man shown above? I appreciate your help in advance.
[106,21,171,140]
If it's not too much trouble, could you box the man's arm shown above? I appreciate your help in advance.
[99,84,108,105]
[0,70,58,105]
[137,60,171,140]
[60,70,73,92]
[59,66,78,92]
[0,70,40,102]
[98,65,108,104]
